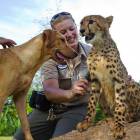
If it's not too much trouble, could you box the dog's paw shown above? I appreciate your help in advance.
[25,134,34,140]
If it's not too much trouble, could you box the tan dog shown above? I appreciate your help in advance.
[0,29,76,140]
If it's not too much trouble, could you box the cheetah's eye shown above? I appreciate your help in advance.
[89,20,95,24]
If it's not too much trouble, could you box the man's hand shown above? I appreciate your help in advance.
[0,37,17,48]
[67,79,89,101]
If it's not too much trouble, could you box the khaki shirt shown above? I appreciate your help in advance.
[41,42,91,106]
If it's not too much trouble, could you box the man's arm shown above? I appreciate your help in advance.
[43,79,88,103]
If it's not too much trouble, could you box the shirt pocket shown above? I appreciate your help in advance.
[57,64,72,90]
[58,78,72,90]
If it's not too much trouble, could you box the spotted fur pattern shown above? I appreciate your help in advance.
[76,15,140,139]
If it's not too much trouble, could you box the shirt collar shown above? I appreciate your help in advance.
[78,42,87,59]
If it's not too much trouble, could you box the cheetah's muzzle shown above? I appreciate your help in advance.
[85,33,95,41]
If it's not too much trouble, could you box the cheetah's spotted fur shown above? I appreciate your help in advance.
[76,15,140,139]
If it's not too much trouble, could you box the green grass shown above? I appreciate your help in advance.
[0,137,12,140]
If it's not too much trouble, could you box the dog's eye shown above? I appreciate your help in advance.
[89,20,95,24]
[61,38,65,42]
[80,21,83,25]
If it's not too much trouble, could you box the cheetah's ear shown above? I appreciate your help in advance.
[106,16,113,27]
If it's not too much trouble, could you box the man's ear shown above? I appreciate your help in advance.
[106,16,113,27]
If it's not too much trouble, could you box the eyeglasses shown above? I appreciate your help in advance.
[50,12,72,26]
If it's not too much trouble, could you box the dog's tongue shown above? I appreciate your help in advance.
[56,52,65,60]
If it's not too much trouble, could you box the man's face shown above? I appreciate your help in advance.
[53,19,79,51]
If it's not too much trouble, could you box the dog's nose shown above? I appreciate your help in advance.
[80,29,85,34]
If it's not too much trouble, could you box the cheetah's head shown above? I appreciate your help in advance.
[80,15,113,44]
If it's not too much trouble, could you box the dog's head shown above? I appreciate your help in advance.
[43,29,77,64]
[80,15,113,44]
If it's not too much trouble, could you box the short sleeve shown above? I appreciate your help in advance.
[41,59,58,80]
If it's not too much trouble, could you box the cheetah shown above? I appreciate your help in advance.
[76,15,140,139]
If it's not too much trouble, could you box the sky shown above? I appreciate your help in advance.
[0,0,140,81]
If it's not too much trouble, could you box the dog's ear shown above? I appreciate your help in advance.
[43,29,55,47]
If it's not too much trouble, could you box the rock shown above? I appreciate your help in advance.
[51,119,140,140]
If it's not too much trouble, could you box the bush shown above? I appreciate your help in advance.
[0,99,19,136]
[94,104,106,123]
[0,90,32,136]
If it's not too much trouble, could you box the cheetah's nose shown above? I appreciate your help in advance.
[80,29,85,35]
